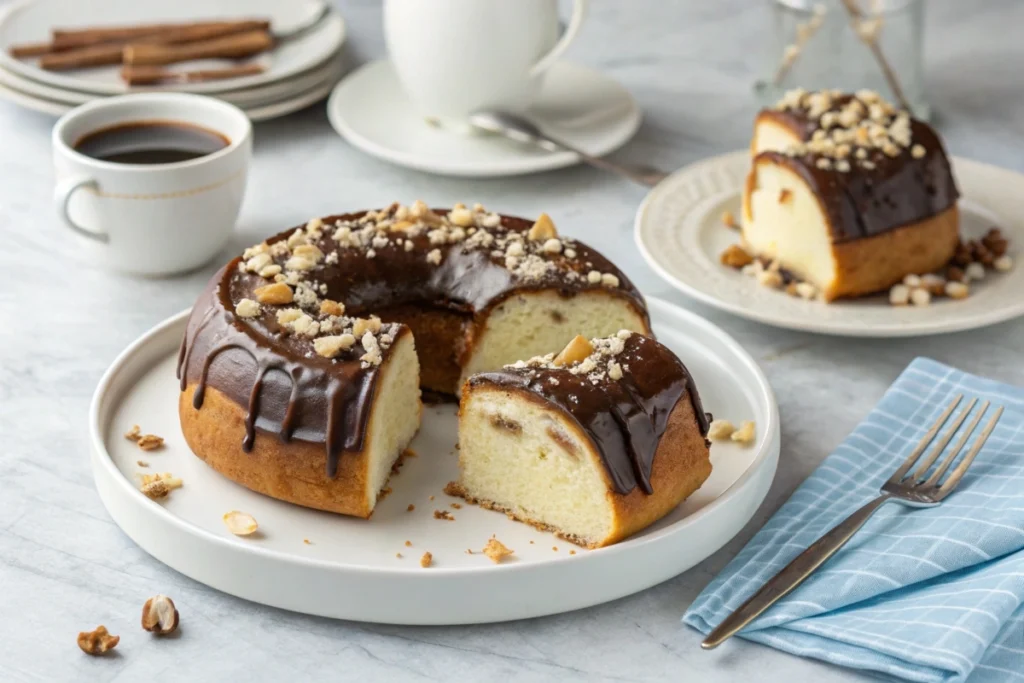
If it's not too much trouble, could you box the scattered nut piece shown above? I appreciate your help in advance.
[965,262,986,281]
[426,248,442,265]
[795,282,818,300]
[405,540,412,547]
[407,504,415,512]
[731,421,756,444]
[945,281,970,299]
[756,269,783,289]
[222,510,258,536]
[778,189,793,204]
[910,288,931,306]
[921,273,946,295]
[78,626,119,655]
[124,425,141,441]
[448,207,475,227]
[136,460,148,467]
[352,316,382,338]
[721,210,738,229]
[911,144,926,159]
[586,270,602,284]
[482,538,514,564]
[141,595,179,635]
[707,419,736,441]
[903,274,921,288]
[601,273,620,288]
[235,298,261,318]
[527,213,557,241]
[553,335,593,366]
[433,509,454,521]
[889,284,910,306]
[993,255,1014,272]
[254,282,293,305]
[420,551,433,568]
[136,434,164,451]
[720,244,754,269]
[140,472,182,499]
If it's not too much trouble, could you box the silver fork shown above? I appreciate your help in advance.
[702,394,1004,649]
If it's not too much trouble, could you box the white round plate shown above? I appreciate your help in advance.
[326,60,642,178]
[0,52,343,107]
[0,70,338,121]
[635,151,1024,337]
[90,297,779,625]
[0,0,345,95]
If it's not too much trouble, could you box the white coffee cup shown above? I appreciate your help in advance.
[52,93,252,276]
[384,0,588,124]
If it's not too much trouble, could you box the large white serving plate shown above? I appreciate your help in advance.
[636,151,1024,337]
[0,0,345,94]
[90,297,780,625]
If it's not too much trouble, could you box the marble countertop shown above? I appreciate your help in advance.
[2,1,1023,681]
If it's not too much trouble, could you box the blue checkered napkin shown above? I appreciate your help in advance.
[684,358,1024,683]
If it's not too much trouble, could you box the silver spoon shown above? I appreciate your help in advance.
[468,110,669,187]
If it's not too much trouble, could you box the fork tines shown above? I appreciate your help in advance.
[884,394,1004,502]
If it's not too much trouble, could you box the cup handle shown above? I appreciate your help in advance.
[529,0,589,77]
[54,175,108,243]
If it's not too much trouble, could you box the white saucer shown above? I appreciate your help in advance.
[326,60,641,177]
[0,0,345,95]
[635,151,1024,337]
[89,297,779,625]
[0,52,343,108]
[0,68,339,121]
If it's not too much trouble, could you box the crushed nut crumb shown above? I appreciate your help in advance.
[731,421,756,444]
[222,510,259,536]
[78,626,119,655]
[707,420,736,441]
[482,538,514,563]
[420,552,432,568]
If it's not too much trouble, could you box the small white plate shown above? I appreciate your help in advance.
[90,297,779,625]
[326,60,642,178]
[635,151,1024,337]
[0,68,339,121]
[0,52,343,107]
[0,0,345,95]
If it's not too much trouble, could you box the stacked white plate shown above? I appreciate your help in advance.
[0,0,346,121]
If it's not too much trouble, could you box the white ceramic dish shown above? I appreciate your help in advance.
[90,297,779,625]
[635,151,1024,337]
[0,70,339,122]
[0,51,343,107]
[326,60,641,178]
[0,0,345,95]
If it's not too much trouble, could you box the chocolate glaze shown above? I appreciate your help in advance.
[756,107,959,243]
[178,211,649,479]
[469,334,710,496]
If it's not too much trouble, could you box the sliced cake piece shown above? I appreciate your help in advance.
[742,88,960,300]
[451,332,712,548]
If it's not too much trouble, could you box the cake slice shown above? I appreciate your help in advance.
[451,332,712,548]
[742,89,960,300]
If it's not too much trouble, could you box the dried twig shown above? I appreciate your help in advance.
[838,0,913,113]
[773,4,827,86]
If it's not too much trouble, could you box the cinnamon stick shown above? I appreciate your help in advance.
[124,30,273,67]
[121,63,265,86]
[8,41,52,58]
[51,19,270,51]
[37,23,272,71]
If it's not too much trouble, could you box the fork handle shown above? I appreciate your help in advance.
[702,494,892,649]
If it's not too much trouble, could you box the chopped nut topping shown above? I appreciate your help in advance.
[720,244,754,269]
[482,538,514,563]
[235,298,261,318]
[426,248,442,265]
[141,595,179,635]
[527,213,558,241]
[731,421,756,444]
[124,425,141,441]
[707,420,736,441]
[78,626,119,655]
[319,299,345,316]
[420,551,433,568]
[911,144,926,159]
[314,334,356,358]
[553,335,593,366]
[993,255,1014,272]
[254,282,293,305]
[222,510,258,536]
[139,472,181,499]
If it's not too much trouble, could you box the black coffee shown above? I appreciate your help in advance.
[74,120,230,164]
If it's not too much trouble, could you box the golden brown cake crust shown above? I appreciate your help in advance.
[826,204,960,300]
[180,383,377,517]
[450,383,712,548]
